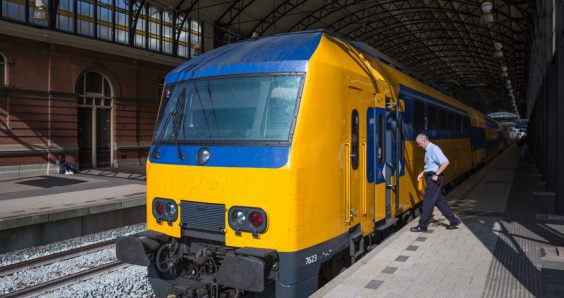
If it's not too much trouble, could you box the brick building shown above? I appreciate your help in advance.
[0,19,209,177]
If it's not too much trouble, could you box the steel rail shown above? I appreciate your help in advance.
[0,240,116,277]
[0,261,127,298]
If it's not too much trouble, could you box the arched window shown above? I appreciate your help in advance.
[0,53,5,86]
[76,72,113,106]
[158,77,165,101]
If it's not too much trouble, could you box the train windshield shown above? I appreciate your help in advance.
[154,75,302,143]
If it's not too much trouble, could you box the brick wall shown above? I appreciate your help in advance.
[0,33,178,171]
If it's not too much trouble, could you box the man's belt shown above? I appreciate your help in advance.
[426,171,443,177]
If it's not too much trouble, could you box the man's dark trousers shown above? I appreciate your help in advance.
[418,174,457,229]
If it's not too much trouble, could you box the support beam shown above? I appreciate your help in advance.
[555,0,564,214]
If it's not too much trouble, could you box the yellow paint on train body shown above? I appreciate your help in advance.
[145,32,511,254]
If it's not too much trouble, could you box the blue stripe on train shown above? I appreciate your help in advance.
[166,32,326,84]
[149,145,290,168]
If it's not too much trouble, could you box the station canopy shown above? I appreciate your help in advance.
[157,0,533,116]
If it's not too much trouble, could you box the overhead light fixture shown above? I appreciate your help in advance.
[33,0,49,22]
[493,42,503,58]
[480,2,495,24]
[500,66,508,77]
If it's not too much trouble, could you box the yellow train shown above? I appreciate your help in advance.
[116,30,513,298]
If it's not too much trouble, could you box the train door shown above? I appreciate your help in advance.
[345,88,363,227]
[384,96,400,221]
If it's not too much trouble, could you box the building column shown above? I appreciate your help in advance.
[555,0,564,214]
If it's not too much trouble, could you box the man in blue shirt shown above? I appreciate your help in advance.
[410,134,461,232]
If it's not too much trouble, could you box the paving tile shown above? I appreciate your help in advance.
[416,237,428,242]
[354,288,389,298]
[403,284,438,297]
[383,292,412,298]
[394,268,421,278]
[341,276,371,288]
[395,255,409,262]
[381,266,397,274]
[433,289,465,298]
[398,276,429,286]
[406,245,419,251]
[364,280,384,290]
[327,284,363,297]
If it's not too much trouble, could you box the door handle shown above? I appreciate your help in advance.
[345,142,351,225]
[385,162,396,188]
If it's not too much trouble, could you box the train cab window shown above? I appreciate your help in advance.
[427,104,437,130]
[351,110,360,170]
[400,116,405,161]
[378,113,383,166]
[448,111,454,131]
[455,114,461,132]
[412,99,425,130]
[438,108,446,130]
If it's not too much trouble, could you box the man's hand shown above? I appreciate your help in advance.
[417,172,424,181]
[432,175,438,181]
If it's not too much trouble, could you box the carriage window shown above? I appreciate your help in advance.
[413,99,425,130]
[439,108,446,130]
[463,116,469,131]
[427,104,437,130]
[351,110,359,170]
[448,111,454,131]
[378,113,383,166]
[455,114,461,132]
[400,116,405,161]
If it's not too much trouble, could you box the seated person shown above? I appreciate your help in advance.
[56,155,75,175]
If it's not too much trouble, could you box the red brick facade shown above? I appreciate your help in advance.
[0,33,181,176]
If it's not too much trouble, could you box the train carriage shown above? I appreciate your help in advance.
[116,30,509,298]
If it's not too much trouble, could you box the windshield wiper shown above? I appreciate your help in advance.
[170,88,187,161]
[150,88,187,161]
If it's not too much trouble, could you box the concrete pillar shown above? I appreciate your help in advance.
[555,0,564,214]
[546,64,557,191]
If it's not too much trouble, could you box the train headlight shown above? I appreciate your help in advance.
[156,202,164,215]
[165,203,177,217]
[196,147,211,165]
[231,210,246,226]
[228,207,268,237]
[249,212,264,228]
[152,198,178,225]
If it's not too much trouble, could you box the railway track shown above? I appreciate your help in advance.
[0,240,116,277]
[0,261,128,298]
[0,240,125,297]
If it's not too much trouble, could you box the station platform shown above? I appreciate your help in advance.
[0,167,147,253]
[313,146,564,298]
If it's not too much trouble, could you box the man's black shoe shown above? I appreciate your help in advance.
[446,220,461,230]
[410,226,427,232]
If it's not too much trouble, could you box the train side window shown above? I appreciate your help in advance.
[400,116,405,161]
[351,110,359,170]
[412,99,425,130]
[455,114,461,132]
[427,104,437,130]
[448,111,454,131]
[378,113,383,166]
[463,116,468,131]
[438,108,446,130]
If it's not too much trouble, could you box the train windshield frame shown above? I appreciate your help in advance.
[153,73,305,146]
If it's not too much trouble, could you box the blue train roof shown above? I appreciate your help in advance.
[165,30,333,84]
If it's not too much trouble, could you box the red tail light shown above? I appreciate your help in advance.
[156,202,164,214]
[249,211,263,228]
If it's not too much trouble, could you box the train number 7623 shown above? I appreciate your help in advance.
[305,254,318,265]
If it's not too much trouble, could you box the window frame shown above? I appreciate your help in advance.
[447,111,454,131]
[427,104,437,130]
[438,108,446,131]
[412,99,425,130]
[154,72,306,147]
